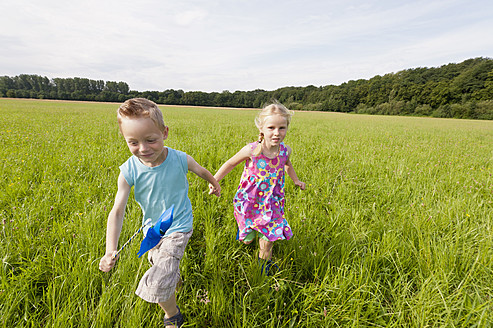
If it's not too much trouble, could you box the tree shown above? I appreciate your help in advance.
[2,57,493,119]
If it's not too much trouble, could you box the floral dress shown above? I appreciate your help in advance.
[233,142,293,242]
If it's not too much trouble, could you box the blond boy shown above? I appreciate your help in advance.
[99,98,220,327]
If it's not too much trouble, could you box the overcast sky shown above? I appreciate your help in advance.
[1,0,492,92]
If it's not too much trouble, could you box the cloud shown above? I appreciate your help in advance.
[174,9,208,26]
[1,0,492,92]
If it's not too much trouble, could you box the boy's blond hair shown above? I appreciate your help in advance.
[117,98,166,132]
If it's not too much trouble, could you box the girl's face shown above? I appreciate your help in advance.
[120,116,168,167]
[259,114,288,148]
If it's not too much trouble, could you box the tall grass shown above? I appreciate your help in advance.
[1,99,492,327]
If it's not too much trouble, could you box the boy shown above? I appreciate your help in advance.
[99,98,220,328]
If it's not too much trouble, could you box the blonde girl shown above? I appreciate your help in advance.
[211,101,305,274]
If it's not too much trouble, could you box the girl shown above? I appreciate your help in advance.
[211,102,305,275]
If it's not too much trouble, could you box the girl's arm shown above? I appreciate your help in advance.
[213,145,252,182]
[187,155,221,197]
[285,146,306,190]
[99,173,131,272]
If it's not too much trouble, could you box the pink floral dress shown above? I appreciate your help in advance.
[233,142,293,242]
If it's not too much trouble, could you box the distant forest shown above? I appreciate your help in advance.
[1,57,492,120]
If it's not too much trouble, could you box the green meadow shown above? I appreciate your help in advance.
[1,98,492,327]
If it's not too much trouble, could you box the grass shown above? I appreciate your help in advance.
[0,98,492,327]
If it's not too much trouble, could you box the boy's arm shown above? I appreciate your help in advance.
[284,146,306,190]
[187,155,221,197]
[213,145,251,182]
[99,173,131,272]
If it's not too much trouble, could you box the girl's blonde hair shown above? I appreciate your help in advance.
[117,98,166,133]
[253,101,294,156]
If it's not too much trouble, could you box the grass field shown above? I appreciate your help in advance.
[1,98,492,327]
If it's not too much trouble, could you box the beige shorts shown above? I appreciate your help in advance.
[135,229,193,303]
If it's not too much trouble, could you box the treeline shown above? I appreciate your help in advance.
[1,57,492,119]
[0,76,131,102]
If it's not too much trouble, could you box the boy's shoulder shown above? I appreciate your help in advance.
[120,148,188,172]
[167,147,188,165]
[161,147,189,173]
[167,147,187,157]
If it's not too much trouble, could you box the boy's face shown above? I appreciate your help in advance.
[119,116,168,167]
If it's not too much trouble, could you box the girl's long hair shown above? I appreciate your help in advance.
[252,101,293,156]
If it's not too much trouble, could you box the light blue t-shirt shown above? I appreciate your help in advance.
[120,147,193,236]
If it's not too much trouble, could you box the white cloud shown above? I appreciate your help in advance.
[174,9,208,26]
[1,0,492,92]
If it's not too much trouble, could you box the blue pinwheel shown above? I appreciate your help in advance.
[137,205,174,258]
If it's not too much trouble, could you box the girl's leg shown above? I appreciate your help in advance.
[258,238,274,260]
[258,239,278,275]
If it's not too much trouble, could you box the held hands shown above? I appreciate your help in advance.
[99,251,119,272]
[208,183,221,197]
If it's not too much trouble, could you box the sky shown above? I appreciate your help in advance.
[1,0,492,93]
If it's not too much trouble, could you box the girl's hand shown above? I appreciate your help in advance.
[295,180,306,190]
[208,183,221,197]
[99,251,119,272]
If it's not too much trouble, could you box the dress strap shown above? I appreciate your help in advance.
[279,142,288,158]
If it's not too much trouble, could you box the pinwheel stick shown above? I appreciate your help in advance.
[112,218,151,260]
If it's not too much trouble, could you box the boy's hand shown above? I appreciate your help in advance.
[295,180,306,190]
[208,183,221,197]
[99,251,119,272]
